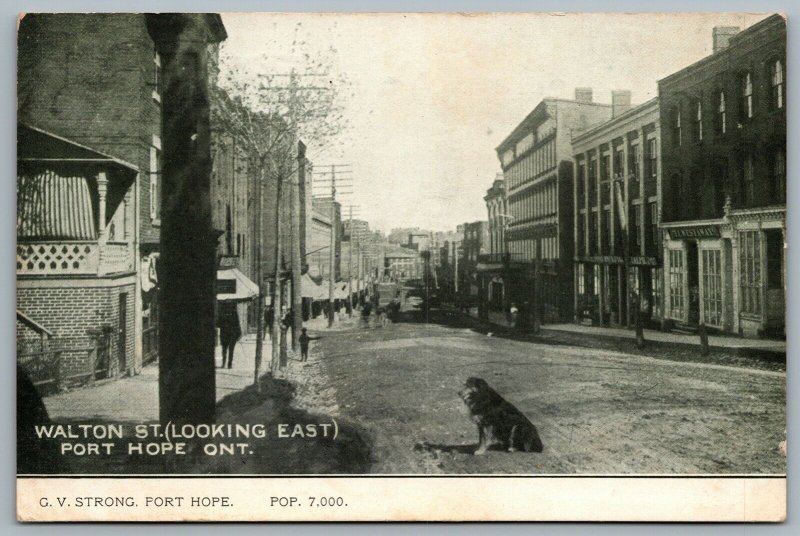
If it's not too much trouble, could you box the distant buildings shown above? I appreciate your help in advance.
[460,221,489,309]
[478,174,508,314]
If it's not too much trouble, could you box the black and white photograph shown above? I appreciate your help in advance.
[14,10,786,521]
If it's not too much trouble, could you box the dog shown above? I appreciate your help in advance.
[458,377,543,455]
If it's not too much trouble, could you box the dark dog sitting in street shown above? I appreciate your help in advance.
[459,377,543,455]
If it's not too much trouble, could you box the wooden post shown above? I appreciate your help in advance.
[291,143,304,350]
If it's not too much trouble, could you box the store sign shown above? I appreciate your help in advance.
[630,256,658,266]
[668,226,720,239]
[216,279,237,294]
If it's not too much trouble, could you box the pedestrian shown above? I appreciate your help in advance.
[265,305,274,335]
[298,328,319,362]
[218,302,241,369]
[509,302,519,328]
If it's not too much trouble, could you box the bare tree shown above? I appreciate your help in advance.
[211,26,350,389]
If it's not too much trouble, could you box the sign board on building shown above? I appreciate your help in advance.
[668,226,720,239]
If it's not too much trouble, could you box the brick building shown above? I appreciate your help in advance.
[658,15,785,338]
[309,198,341,280]
[572,96,663,328]
[17,13,168,378]
[17,125,138,383]
[496,90,613,322]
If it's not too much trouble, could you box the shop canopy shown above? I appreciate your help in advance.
[301,273,327,300]
[216,268,259,302]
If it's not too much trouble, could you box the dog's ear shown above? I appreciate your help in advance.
[474,378,489,390]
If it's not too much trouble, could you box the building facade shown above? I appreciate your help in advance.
[460,221,489,309]
[659,16,786,338]
[495,90,613,322]
[308,198,341,281]
[572,96,663,328]
[17,14,166,378]
[478,174,508,314]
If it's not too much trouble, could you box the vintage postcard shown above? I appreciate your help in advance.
[16,12,786,522]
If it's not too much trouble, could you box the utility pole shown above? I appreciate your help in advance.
[313,164,352,327]
[454,240,459,295]
[328,165,336,327]
[347,206,354,317]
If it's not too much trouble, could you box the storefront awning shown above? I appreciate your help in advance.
[216,268,259,302]
[301,273,327,300]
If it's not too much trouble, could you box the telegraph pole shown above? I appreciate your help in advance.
[328,165,336,327]
[313,164,352,327]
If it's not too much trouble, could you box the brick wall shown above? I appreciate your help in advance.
[17,280,137,384]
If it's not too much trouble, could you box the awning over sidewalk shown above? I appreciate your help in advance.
[216,268,259,302]
[301,273,327,300]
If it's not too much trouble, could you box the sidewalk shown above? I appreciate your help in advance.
[466,307,785,356]
[45,338,273,422]
[545,323,786,355]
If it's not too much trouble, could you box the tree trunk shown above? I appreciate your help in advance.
[253,164,265,391]
[291,149,303,352]
[155,15,219,424]
[271,173,283,372]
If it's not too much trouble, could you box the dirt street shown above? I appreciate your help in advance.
[312,314,786,474]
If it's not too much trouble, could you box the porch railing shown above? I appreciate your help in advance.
[17,241,133,276]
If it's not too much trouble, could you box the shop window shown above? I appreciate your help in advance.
[651,267,663,320]
[701,249,723,327]
[669,249,685,319]
[739,231,762,316]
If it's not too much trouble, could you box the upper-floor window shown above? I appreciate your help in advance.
[629,144,640,183]
[672,107,682,147]
[716,91,727,135]
[742,153,755,206]
[153,51,162,103]
[770,59,784,110]
[646,138,657,178]
[577,162,586,203]
[613,148,624,179]
[770,147,786,203]
[740,71,753,120]
[588,157,597,201]
[150,134,162,223]
[693,100,703,142]
[601,154,610,182]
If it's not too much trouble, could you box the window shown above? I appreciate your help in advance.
[716,91,727,134]
[614,149,624,179]
[740,71,753,120]
[601,155,610,182]
[742,153,755,206]
[588,158,597,202]
[669,249,685,319]
[651,267,663,320]
[701,249,723,327]
[577,216,585,255]
[770,148,786,202]
[693,100,703,142]
[672,107,682,147]
[646,138,657,179]
[649,202,658,248]
[631,204,642,249]
[739,231,762,316]
[577,162,586,204]
[629,144,640,183]
[577,263,585,295]
[153,51,162,103]
[770,59,784,110]
[149,135,161,222]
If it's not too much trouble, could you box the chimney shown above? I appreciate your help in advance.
[574,87,593,104]
[713,26,740,53]
[612,90,632,118]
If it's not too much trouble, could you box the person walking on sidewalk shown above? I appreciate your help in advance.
[218,302,241,369]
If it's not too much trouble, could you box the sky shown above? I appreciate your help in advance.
[219,12,769,234]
